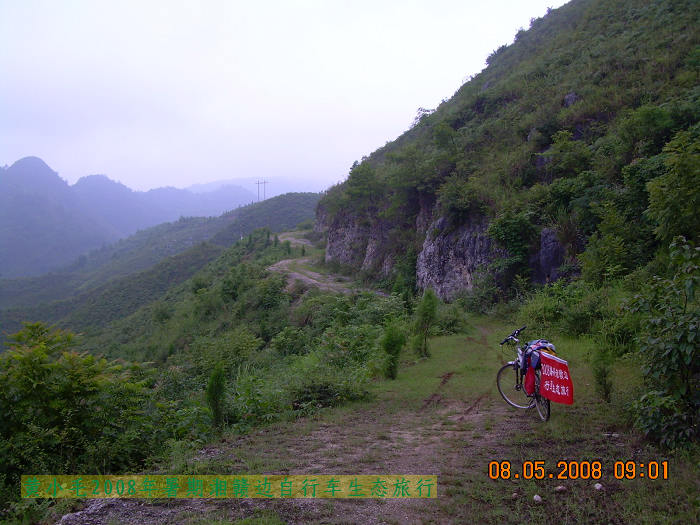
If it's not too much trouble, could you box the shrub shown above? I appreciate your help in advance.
[381,321,406,379]
[560,286,610,335]
[539,130,592,179]
[437,175,488,221]
[628,237,699,448]
[461,270,501,313]
[487,209,537,281]
[646,127,700,244]
[270,327,308,356]
[593,348,614,403]
[414,289,439,358]
[434,302,469,334]
[206,363,226,428]
[0,323,154,508]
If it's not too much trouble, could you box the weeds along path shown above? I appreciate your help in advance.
[59,328,540,525]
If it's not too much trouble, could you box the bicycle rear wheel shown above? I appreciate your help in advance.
[534,370,550,421]
[497,363,534,409]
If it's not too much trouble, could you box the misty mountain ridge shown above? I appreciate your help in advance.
[187,174,342,199]
[0,156,257,277]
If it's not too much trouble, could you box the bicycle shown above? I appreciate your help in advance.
[496,326,551,421]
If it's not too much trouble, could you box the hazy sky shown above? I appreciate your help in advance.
[1,0,567,192]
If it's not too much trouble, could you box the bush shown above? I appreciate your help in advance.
[633,392,695,449]
[560,287,610,335]
[414,289,439,358]
[461,270,501,313]
[381,321,406,379]
[593,348,614,403]
[594,311,640,355]
[646,127,700,244]
[518,281,616,337]
[437,175,488,221]
[434,302,469,334]
[270,327,308,356]
[628,237,699,448]
[206,363,226,428]
[0,323,155,508]
[487,209,537,281]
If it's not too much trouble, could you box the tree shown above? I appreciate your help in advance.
[206,363,226,428]
[629,237,699,448]
[381,321,406,379]
[414,289,438,358]
[646,128,700,244]
[0,323,151,507]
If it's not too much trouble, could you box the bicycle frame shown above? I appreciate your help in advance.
[497,326,550,420]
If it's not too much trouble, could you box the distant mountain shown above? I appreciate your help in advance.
[0,192,321,321]
[0,157,256,277]
[187,175,340,199]
[0,158,120,277]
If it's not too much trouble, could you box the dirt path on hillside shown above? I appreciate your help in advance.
[59,374,520,525]
[268,257,388,297]
[56,300,508,524]
[268,257,356,295]
[277,232,313,247]
[57,321,529,525]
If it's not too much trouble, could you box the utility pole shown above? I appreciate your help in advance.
[255,180,269,201]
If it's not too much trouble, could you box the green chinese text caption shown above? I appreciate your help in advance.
[22,475,437,499]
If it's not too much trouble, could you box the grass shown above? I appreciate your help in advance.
[41,315,698,524]
[184,319,692,523]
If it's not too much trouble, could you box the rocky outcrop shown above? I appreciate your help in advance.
[530,228,565,284]
[314,204,330,233]
[320,203,565,298]
[563,91,581,107]
[415,193,436,234]
[416,218,502,300]
[416,219,565,300]
[324,213,370,267]
[323,211,394,275]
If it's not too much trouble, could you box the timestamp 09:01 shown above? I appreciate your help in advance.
[488,461,669,480]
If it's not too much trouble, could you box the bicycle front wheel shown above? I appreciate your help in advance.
[497,363,534,409]
[534,370,551,421]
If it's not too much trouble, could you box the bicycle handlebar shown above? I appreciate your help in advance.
[500,325,526,345]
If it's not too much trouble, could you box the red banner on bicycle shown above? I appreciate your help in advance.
[540,352,574,404]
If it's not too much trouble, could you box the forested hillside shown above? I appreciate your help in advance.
[315,0,699,458]
[318,0,699,299]
[0,192,320,310]
[0,157,256,277]
[0,193,320,338]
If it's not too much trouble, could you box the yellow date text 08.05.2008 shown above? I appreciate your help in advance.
[488,460,668,480]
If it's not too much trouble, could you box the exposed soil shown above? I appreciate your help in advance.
[58,392,519,525]
[268,257,355,295]
[277,232,314,247]
[268,257,387,297]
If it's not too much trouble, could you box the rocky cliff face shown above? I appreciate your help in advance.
[318,203,564,299]
[416,218,501,300]
[530,227,565,284]
[322,210,394,275]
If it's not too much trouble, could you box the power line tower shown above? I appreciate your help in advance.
[255,180,269,201]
